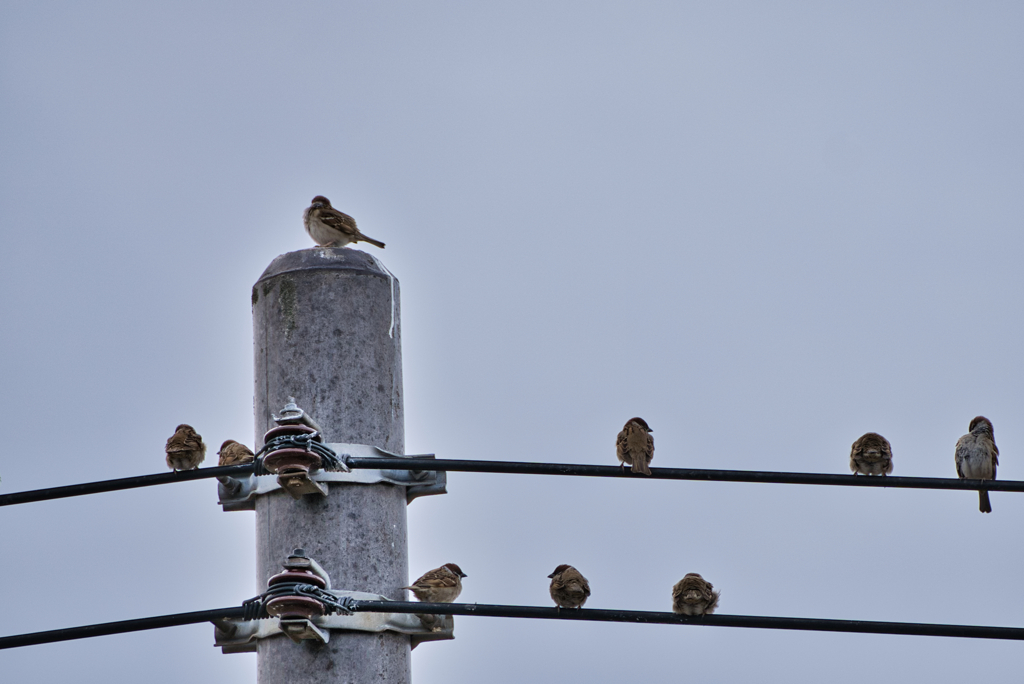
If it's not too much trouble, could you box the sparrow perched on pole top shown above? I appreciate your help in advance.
[850,432,893,476]
[403,563,467,603]
[955,416,999,513]
[616,417,654,475]
[303,195,386,249]
[165,424,206,471]
[548,564,591,609]
[217,440,255,467]
[672,573,720,616]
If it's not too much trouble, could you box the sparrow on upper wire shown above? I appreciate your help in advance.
[548,564,591,609]
[303,195,386,249]
[849,432,893,476]
[616,417,654,475]
[671,573,720,616]
[403,563,468,603]
[165,424,206,471]
[955,416,999,513]
[217,440,255,467]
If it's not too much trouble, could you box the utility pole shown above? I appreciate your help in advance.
[251,247,409,683]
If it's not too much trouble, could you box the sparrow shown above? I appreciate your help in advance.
[616,417,654,475]
[849,432,893,476]
[548,564,591,609]
[672,573,720,616]
[303,195,385,249]
[955,416,999,513]
[217,440,255,467]
[403,563,467,603]
[165,424,206,471]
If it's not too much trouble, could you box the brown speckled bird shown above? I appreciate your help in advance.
[548,564,591,609]
[955,416,999,513]
[850,432,893,476]
[217,440,255,467]
[165,424,206,471]
[672,573,720,616]
[616,417,654,475]
[303,196,385,249]
[403,563,467,603]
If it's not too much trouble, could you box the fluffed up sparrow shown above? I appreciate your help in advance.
[616,417,654,475]
[850,432,893,476]
[165,424,206,471]
[548,564,591,609]
[672,573,720,616]
[955,416,999,513]
[403,563,467,603]
[303,195,385,249]
[218,440,255,467]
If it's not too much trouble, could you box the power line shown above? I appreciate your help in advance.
[350,600,1024,641]
[1,458,1018,508]
[3,601,1023,650]
[0,607,245,650]
[0,464,253,507]
[359,458,1021,492]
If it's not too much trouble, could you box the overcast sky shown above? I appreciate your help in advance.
[2,2,1023,682]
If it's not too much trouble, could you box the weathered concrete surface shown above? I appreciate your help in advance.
[252,247,409,684]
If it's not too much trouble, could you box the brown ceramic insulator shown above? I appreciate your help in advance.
[263,424,321,443]
[265,595,326,620]
[262,448,323,475]
[267,570,327,589]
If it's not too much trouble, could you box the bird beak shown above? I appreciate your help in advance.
[547,573,555,578]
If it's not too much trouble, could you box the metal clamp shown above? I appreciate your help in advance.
[216,550,453,652]
[218,442,446,510]
[215,591,455,652]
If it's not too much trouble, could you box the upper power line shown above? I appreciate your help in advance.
[2,458,1021,508]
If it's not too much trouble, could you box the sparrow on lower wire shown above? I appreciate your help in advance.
[403,563,468,603]
[303,195,385,249]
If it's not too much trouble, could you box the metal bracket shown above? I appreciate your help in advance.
[218,443,446,511]
[277,470,330,499]
[271,397,324,434]
[214,591,454,653]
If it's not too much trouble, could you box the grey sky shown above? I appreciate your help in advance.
[2,2,1023,682]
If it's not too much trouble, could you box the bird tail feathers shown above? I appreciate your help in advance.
[632,459,651,476]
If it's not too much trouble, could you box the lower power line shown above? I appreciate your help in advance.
[2,602,1022,650]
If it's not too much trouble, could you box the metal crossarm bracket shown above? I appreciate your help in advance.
[214,591,454,652]
[217,443,447,510]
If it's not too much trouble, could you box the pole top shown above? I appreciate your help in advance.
[255,247,392,286]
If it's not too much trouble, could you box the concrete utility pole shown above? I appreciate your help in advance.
[252,247,408,683]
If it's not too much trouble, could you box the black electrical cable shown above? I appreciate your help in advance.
[3,602,1024,650]
[2,458,1020,508]
[0,464,254,507]
[352,458,1024,492]
[351,600,1024,642]
[0,607,246,650]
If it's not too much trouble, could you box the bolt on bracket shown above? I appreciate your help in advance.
[214,590,455,653]
[271,397,324,434]
[218,443,446,511]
